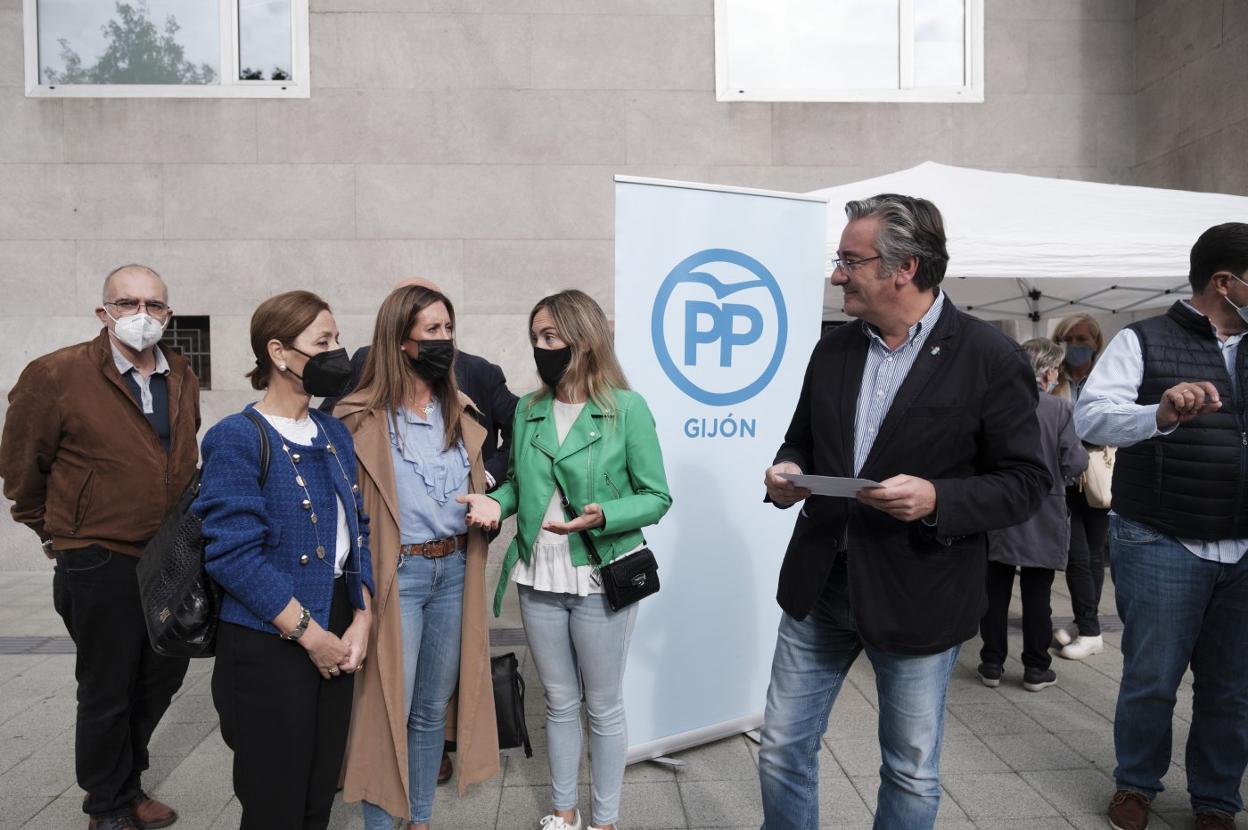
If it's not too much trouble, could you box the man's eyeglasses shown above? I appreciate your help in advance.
[104,298,170,316]
[831,255,883,274]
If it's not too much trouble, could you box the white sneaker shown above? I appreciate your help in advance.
[539,811,582,830]
[1058,634,1104,660]
[1051,625,1077,648]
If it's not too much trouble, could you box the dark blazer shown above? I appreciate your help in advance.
[773,298,1050,654]
[320,346,519,486]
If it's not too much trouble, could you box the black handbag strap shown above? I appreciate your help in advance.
[558,492,604,569]
[240,409,271,489]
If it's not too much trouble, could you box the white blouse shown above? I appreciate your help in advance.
[510,400,604,596]
[260,412,351,577]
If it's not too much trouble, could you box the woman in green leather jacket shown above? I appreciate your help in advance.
[459,289,671,830]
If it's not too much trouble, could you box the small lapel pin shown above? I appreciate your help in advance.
[930,346,941,356]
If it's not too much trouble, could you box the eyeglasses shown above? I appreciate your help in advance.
[105,298,170,317]
[831,255,882,274]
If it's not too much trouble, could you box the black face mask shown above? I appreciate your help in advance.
[533,346,572,390]
[290,347,353,398]
[405,339,455,382]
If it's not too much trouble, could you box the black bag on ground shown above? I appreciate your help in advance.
[560,495,659,612]
[137,410,269,658]
[492,651,532,757]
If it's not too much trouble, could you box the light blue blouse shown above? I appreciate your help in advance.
[388,404,470,545]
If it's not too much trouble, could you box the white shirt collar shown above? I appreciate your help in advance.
[109,340,170,378]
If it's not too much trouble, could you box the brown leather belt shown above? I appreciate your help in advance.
[400,534,468,559]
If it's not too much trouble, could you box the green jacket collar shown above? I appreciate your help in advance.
[523,394,617,463]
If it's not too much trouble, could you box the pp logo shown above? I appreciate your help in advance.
[651,248,787,406]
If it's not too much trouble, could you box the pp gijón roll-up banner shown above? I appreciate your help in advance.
[614,176,827,762]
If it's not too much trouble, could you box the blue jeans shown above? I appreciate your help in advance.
[518,585,637,828]
[1109,514,1248,815]
[363,551,465,828]
[758,562,959,830]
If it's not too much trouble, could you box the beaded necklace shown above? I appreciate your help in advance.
[273,418,364,568]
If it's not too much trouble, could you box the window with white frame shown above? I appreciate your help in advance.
[24,0,310,98]
[714,0,983,103]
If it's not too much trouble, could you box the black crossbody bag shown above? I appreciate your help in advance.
[136,410,270,657]
[560,494,659,612]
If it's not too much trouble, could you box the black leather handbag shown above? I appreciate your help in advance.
[136,410,269,658]
[560,495,659,612]
[491,651,532,757]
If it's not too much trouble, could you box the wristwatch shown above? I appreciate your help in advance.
[282,606,311,641]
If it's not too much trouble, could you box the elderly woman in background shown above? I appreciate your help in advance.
[1051,313,1112,661]
[977,338,1088,692]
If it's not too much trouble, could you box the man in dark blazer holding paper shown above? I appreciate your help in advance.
[756,195,1050,830]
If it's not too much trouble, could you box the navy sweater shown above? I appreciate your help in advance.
[194,405,374,634]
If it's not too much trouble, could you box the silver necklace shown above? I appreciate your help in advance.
[278,433,363,564]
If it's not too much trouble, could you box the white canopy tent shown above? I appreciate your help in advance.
[808,162,1248,331]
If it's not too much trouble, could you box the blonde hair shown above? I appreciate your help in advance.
[529,289,629,411]
[1051,313,1105,399]
[1052,313,1105,355]
[357,285,463,450]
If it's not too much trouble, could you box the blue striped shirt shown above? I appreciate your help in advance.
[854,292,946,476]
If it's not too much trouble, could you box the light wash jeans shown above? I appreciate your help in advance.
[363,551,464,828]
[518,585,637,827]
[758,560,959,830]
[1109,514,1248,815]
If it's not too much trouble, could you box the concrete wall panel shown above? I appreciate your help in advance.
[450,90,628,165]
[773,104,954,168]
[1135,0,1224,91]
[62,100,259,164]
[315,13,531,90]
[985,19,1030,94]
[0,316,103,390]
[0,89,62,162]
[460,239,612,316]
[530,14,712,90]
[953,93,1102,168]
[0,11,22,87]
[0,164,163,240]
[625,91,770,166]
[0,242,77,317]
[1025,20,1135,93]
[356,164,613,240]
[162,164,356,240]
[996,0,1134,21]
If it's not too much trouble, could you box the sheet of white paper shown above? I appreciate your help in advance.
[778,473,882,498]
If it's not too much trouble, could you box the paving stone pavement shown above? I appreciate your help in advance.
[2,567,1245,830]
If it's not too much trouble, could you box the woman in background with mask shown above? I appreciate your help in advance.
[335,285,499,830]
[460,289,672,830]
[195,290,374,830]
[977,338,1088,692]
[1051,313,1112,661]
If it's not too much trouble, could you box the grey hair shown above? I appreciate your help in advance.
[844,194,949,291]
[1021,337,1065,377]
[102,263,166,302]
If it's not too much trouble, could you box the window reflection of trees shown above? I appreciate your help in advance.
[43,1,216,85]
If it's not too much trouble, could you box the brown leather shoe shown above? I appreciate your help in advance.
[1195,811,1236,830]
[87,817,138,830]
[1107,790,1151,830]
[437,750,453,785]
[131,792,178,829]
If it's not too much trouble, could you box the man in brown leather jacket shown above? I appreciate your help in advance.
[0,264,200,830]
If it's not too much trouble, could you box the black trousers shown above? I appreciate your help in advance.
[1064,486,1110,637]
[212,579,354,830]
[979,561,1056,671]
[52,546,190,818]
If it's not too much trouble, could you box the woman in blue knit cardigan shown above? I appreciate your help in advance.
[194,291,375,830]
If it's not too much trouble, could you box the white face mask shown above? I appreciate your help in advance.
[1225,274,1248,325]
[107,309,167,351]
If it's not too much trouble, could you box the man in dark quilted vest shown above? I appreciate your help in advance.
[1075,223,1248,830]
[0,264,200,830]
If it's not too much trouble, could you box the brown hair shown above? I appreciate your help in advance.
[358,285,463,450]
[529,289,629,411]
[246,290,332,391]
